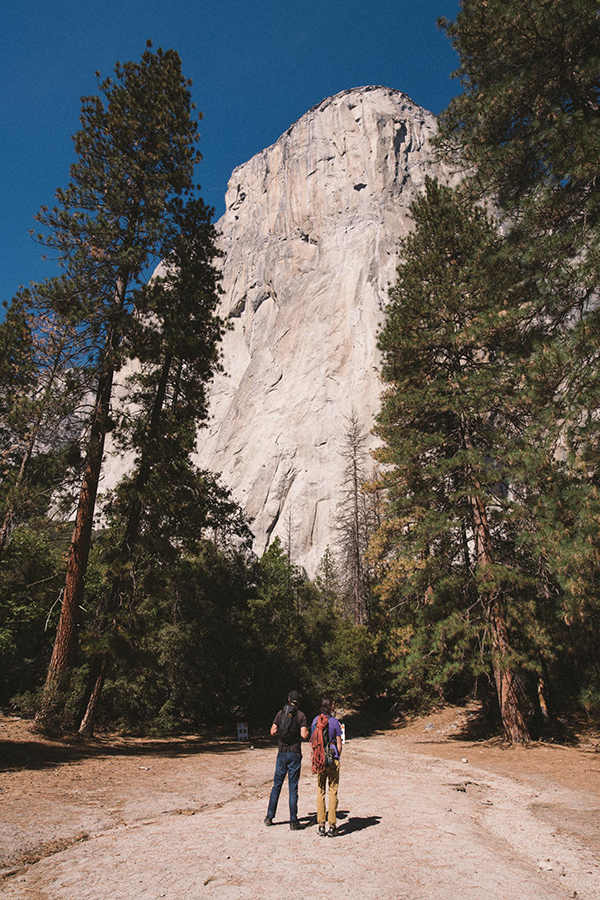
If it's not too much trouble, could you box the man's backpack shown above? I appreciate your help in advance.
[310,714,335,774]
[279,703,300,745]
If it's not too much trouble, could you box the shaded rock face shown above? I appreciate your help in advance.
[194,86,451,574]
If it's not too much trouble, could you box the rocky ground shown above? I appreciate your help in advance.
[1,706,599,900]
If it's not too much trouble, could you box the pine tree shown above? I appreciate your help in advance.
[373,178,548,743]
[437,0,600,722]
[315,546,342,611]
[33,44,206,723]
[335,411,375,625]
[73,177,229,739]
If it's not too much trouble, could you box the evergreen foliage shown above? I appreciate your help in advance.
[433,0,600,727]
[335,412,378,625]
[242,538,376,720]
[75,194,230,735]
[315,546,342,611]
[79,541,255,733]
[23,44,220,721]
[437,0,600,429]
[0,299,86,554]
[438,0,600,280]
[372,178,557,741]
[0,521,70,708]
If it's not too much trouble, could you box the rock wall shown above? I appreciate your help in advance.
[193,86,452,573]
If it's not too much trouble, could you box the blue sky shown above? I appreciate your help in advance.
[1,0,460,307]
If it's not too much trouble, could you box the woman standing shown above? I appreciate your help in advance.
[311,696,343,837]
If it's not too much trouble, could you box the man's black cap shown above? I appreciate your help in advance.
[288,690,300,703]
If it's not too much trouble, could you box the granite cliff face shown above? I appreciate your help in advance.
[194,86,451,573]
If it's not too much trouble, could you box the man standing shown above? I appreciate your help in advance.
[311,696,343,837]
[264,690,309,830]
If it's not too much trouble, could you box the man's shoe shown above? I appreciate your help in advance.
[317,824,326,837]
[327,824,338,837]
[264,817,273,826]
[289,820,305,830]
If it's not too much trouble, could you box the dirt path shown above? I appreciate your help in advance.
[1,708,599,900]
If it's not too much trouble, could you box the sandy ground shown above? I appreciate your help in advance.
[1,706,599,900]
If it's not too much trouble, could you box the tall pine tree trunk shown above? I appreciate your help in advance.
[37,321,120,726]
[470,491,530,743]
[77,657,108,738]
[488,594,530,743]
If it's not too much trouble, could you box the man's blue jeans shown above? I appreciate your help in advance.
[266,750,301,822]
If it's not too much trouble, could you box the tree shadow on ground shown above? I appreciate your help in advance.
[438,703,501,743]
[442,703,584,746]
[397,699,585,747]
[0,731,272,774]
[339,697,401,739]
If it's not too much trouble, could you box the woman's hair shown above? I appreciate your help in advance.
[321,696,334,716]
